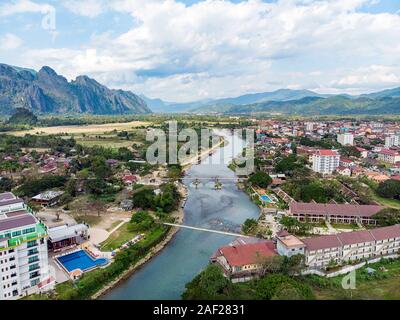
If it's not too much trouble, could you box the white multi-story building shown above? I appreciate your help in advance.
[377,149,400,164]
[0,192,53,300]
[385,134,400,148]
[305,122,314,132]
[337,133,354,146]
[311,149,340,174]
[278,225,400,269]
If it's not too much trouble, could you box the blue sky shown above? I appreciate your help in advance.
[1,0,400,102]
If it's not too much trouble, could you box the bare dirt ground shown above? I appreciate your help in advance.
[10,121,151,136]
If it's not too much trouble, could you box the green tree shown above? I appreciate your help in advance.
[242,218,258,234]
[248,172,272,188]
[376,179,400,199]
[373,208,400,226]
[182,264,232,300]
[132,188,155,209]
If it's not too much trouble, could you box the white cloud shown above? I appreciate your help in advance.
[61,0,108,18]
[0,33,23,50]
[10,0,400,101]
[0,0,54,16]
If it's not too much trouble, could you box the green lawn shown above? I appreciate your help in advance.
[100,222,138,251]
[331,223,359,230]
[307,258,400,300]
[372,193,400,209]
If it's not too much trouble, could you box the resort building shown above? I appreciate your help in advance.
[282,225,400,269]
[337,133,354,146]
[0,192,53,300]
[276,230,306,257]
[311,149,340,175]
[47,224,89,252]
[211,240,277,282]
[289,202,384,225]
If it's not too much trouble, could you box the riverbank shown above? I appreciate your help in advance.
[92,140,223,299]
[92,203,185,299]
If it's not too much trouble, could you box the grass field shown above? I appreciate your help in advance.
[100,222,138,251]
[10,121,151,136]
[76,138,138,149]
[308,258,400,300]
[372,193,400,209]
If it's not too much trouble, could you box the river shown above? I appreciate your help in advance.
[102,130,260,300]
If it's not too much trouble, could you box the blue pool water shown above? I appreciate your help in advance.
[57,250,108,272]
[260,195,273,203]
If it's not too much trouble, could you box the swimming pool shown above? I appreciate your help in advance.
[57,250,108,273]
[260,195,273,203]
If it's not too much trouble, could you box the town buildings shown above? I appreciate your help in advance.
[311,149,340,174]
[337,133,354,146]
[0,192,53,300]
[385,134,400,148]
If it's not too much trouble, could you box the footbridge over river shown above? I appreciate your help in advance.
[162,222,250,238]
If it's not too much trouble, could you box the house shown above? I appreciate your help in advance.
[211,241,277,282]
[32,191,64,207]
[122,175,138,185]
[39,162,57,174]
[289,202,384,225]
[340,158,355,168]
[356,147,369,158]
[336,166,351,176]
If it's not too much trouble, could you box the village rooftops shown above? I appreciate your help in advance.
[290,202,384,218]
[218,241,277,267]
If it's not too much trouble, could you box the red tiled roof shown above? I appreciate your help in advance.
[316,149,339,156]
[369,225,400,241]
[218,241,277,266]
[303,225,400,251]
[379,149,399,156]
[302,234,342,251]
[337,230,375,245]
[290,202,384,218]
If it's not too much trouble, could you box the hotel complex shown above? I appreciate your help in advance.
[277,225,400,269]
[289,202,383,225]
[0,193,53,300]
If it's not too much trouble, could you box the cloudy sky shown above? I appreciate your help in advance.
[0,0,400,102]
